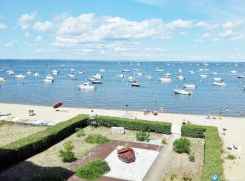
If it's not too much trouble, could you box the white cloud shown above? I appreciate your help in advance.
[218,29,244,40]
[0,23,7,30]
[167,19,193,29]
[18,13,36,29]
[33,21,53,32]
[202,33,210,38]
[34,35,43,42]
[4,40,16,49]
[54,14,195,49]
[196,21,219,30]
[222,20,243,29]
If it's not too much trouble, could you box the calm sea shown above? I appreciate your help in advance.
[0,60,244,117]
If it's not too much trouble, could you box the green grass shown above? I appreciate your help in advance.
[75,160,110,180]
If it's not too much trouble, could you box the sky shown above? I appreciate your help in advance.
[0,0,245,61]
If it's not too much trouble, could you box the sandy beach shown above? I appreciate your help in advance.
[0,102,244,180]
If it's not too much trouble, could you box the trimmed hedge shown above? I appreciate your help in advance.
[0,114,88,170]
[201,127,224,181]
[181,124,206,138]
[94,116,172,134]
[181,124,224,181]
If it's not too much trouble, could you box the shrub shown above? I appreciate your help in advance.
[59,141,76,162]
[85,134,110,144]
[173,138,190,154]
[181,125,206,138]
[75,128,85,137]
[136,131,150,142]
[94,116,171,134]
[226,154,236,160]
[0,114,88,170]
[75,160,110,180]
[189,152,195,162]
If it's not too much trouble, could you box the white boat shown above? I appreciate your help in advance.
[174,89,192,95]
[88,77,96,81]
[128,76,135,82]
[70,68,75,71]
[159,77,172,83]
[92,80,102,84]
[155,67,164,72]
[177,75,185,80]
[213,77,223,82]
[230,70,237,74]
[122,69,131,72]
[15,74,26,79]
[189,71,195,74]
[67,74,75,78]
[117,74,124,78]
[213,81,225,86]
[136,72,143,76]
[43,78,53,83]
[131,81,140,87]
[78,71,84,74]
[52,70,59,75]
[27,71,32,75]
[0,77,6,82]
[78,82,95,91]
[183,84,196,89]
[92,74,102,80]
[200,74,208,78]
[33,73,40,77]
[212,72,218,75]
[99,69,106,73]
[237,75,245,79]
[46,74,54,81]
[165,73,172,77]
[6,70,14,75]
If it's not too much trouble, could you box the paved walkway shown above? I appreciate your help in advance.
[143,134,180,181]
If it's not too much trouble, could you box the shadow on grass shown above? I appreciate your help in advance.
[0,161,73,181]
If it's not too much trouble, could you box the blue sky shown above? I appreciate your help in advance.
[0,0,245,61]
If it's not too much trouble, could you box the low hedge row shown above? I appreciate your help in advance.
[94,116,172,134]
[0,114,88,170]
[181,124,206,138]
[201,127,224,181]
[181,124,224,181]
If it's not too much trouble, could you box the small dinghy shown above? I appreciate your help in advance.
[117,147,136,163]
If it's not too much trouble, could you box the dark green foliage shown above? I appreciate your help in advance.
[84,134,110,144]
[0,115,88,170]
[181,125,206,138]
[75,128,85,137]
[59,141,76,162]
[75,160,110,180]
[94,116,172,134]
[173,138,191,154]
[136,131,150,142]
[31,173,65,181]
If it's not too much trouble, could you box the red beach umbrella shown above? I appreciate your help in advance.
[53,102,63,109]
